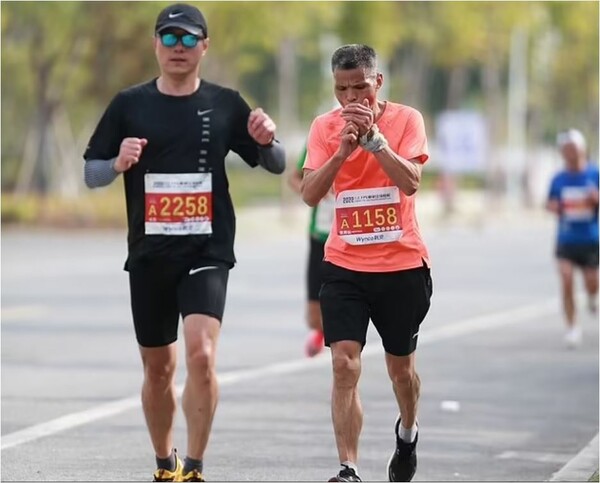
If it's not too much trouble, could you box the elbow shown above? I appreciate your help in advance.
[83,171,95,189]
[261,161,285,175]
[83,162,101,189]
[83,169,105,189]
[258,144,286,174]
[300,185,319,207]
[403,179,420,197]
[272,164,286,175]
[300,172,321,206]
[302,194,319,208]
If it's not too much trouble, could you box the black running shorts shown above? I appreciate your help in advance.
[128,258,230,347]
[556,243,599,268]
[319,261,433,356]
[307,237,326,302]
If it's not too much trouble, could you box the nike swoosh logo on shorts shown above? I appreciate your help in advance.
[189,266,218,275]
[412,332,420,339]
[168,12,184,18]
[197,109,213,116]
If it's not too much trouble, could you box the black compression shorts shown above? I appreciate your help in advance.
[556,243,599,268]
[128,258,230,347]
[319,261,433,356]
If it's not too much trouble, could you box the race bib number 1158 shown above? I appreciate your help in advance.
[335,187,403,245]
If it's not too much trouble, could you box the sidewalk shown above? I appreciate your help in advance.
[549,433,599,482]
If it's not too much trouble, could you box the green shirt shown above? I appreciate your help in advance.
[297,146,334,242]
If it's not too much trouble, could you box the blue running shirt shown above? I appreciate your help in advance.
[548,164,599,245]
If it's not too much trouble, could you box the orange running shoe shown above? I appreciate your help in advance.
[305,329,325,357]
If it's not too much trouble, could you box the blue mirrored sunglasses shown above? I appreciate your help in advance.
[159,32,203,48]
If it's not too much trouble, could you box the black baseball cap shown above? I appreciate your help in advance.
[155,3,208,38]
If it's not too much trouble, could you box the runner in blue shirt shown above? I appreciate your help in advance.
[547,129,599,348]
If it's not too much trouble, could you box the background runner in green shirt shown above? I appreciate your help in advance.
[288,145,335,356]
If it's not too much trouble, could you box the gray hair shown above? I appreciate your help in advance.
[331,44,378,74]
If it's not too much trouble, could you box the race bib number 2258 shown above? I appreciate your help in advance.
[145,173,213,235]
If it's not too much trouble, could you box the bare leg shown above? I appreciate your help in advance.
[385,352,420,430]
[558,259,576,327]
[182,314,221,460]
[139,344,178,458]
[330,340,363,464]
[582,267,599,313]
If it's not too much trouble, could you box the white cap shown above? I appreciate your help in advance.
[557,129,587,151]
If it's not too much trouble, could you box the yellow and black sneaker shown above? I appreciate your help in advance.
[182,469,205,482]
[153,453,183,482]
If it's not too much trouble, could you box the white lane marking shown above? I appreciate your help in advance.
[1,305,48,320]
[549,433,599,481]
[496,450,572,464]
[0,299,560,451]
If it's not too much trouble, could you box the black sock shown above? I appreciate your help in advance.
[156,450,176,471]
[183,457,203,475]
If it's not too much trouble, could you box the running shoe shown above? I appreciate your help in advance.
[153,453,183,482]
[182,469,205,482]
[305,329,325,357]
[328,465,362,482]
[387,416,418,482]
[565,326,582,349]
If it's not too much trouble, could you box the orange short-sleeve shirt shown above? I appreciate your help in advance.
[305,102,430,272]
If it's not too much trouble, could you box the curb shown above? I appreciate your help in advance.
[549,433,599,481]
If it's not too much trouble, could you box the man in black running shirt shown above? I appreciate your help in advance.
[84,4,285,481]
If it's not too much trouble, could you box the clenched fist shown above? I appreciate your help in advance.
[341,99,374,138]
[248,108,276,146]
[337,121,360,160]
[114,137,148,173]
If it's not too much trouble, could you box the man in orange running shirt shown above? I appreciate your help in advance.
[301,44,433,483]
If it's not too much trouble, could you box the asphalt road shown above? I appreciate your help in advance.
[1,208,598,481]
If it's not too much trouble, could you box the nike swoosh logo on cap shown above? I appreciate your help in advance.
[168,12,184,18]
[197,109,213,116]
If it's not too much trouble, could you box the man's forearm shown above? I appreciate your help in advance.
[257,141,286,174]
[374,148,422,196]
[84,158,119,188]
[301,155,345,207]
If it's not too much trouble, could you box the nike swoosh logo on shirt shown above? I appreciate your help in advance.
[189,266,218,276]
[168,12,184,18]
[197,109,213,116]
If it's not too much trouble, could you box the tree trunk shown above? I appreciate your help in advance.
[277,37,298,207]
[32,99,55,195]
[396,45,430,109]
[447,65,468,110]
[482,55,505,206]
